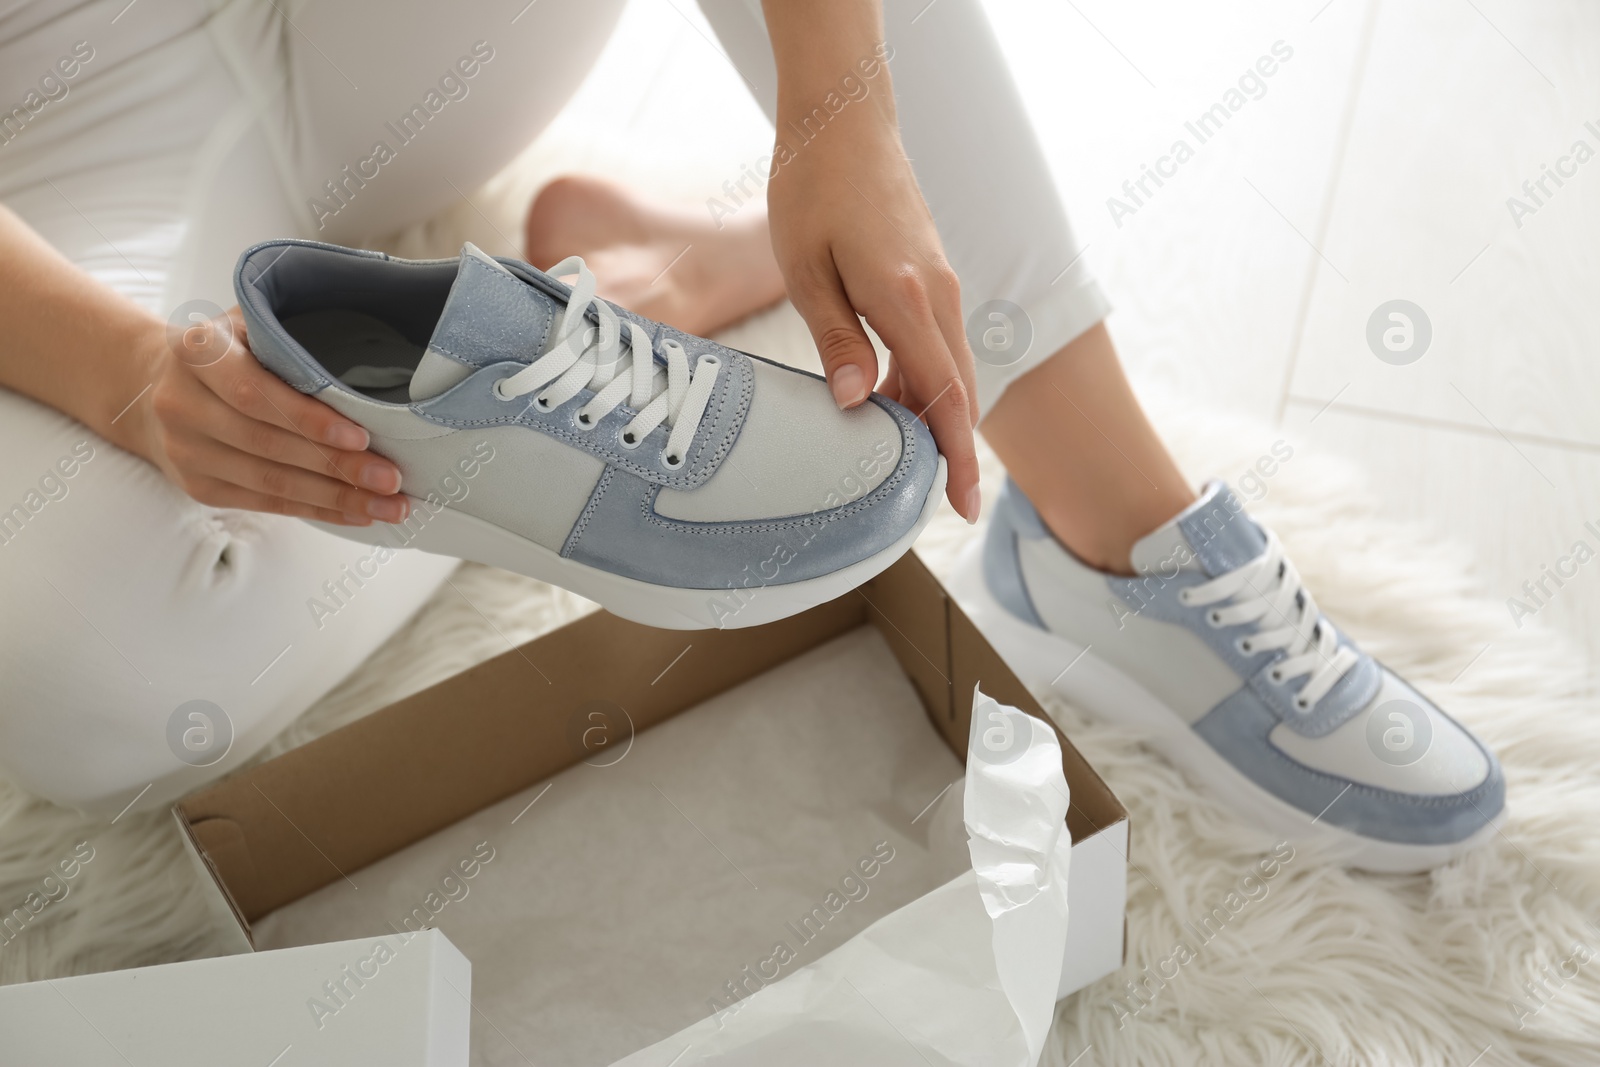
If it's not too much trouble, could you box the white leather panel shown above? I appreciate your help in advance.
[318,395,603,551]
[655,359,902,522]
[1270,671,1490,795]
[1020,536,1241,723]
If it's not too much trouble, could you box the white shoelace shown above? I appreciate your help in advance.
[493,256,721,469]
[1177,531,1359,711]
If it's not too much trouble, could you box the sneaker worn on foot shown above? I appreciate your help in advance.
[953,479,1505,872]
[235,240,945,629]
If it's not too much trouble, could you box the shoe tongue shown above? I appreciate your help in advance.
[1129,481,1267,579]
[409,243,558,402]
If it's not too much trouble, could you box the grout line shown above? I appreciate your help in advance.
[1273,0,1386,428]
[1285,394,1600,455]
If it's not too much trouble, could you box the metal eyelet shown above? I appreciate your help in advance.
[699,354,720,367]
[618,428,641,450]
[661,452,684,471]
[1269,668,1284,684]
[1236,638,1254,655]
[493,379,514,401]
[533,394,554,412]
[1294,696,1311,711]
[1207,610,1224,628]
[575,411,594,429]
[1178,589,1193,606]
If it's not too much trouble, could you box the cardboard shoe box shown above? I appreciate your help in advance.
[2,552,1128,1066]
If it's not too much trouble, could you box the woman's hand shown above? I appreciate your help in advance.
[762,2,981,522]
[0,204,404,526]
[121,308,408,526]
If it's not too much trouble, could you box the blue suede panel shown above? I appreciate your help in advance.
[563,397,939,591]
[239,295,328,394]
[429,252,554,370]
[982,480,1047,628]
[1177,483,1268,577]
[1192,686,1505,845]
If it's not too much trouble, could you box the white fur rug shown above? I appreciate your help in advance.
[2,136,1597,1067]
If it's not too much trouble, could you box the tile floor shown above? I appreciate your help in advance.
[537,0,1599,675]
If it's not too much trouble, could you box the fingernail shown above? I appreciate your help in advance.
[360,463,401,493]
[326,422,368,450]
[830,365,868,409]
[964,486,981,525]
[367,495,408,523]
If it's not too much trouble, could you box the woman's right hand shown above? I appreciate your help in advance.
[123,308,409,526]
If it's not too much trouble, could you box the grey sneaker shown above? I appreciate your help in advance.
[952,478,1505,872]
[235,240,944,629]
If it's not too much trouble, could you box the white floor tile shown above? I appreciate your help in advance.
[1286,402,1600,671]
[1286,0,1600,447]
[987,0,1374,421]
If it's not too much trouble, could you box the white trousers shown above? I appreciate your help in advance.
[0,0,1108,812]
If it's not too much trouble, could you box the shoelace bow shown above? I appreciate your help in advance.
[1177,531,1359,711]
[493,256,720,469]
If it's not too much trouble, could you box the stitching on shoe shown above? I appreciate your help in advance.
[1256,738,1503,811]
[640,397,922,536]
[682,348,749,480]
[561,466,614,558]
[1247,654,1380,738]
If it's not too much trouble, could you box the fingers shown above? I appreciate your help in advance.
[181,475,377,527]
[860,271,981,523]
[185,384,402,496]
[149,306,409,523]
[907,365,980,523]
[926,275,980,428]
[787,258,880,410]
[880,358,903,404]
[178,438,410,523]
[192,309,372,451]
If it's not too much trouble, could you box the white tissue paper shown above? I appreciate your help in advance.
[610,687,1072,1067]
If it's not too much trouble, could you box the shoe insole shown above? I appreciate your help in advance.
[281,309,424,403]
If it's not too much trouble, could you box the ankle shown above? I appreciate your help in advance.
[1026,482,1196,578]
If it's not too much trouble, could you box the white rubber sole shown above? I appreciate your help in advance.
[311,458,947,631]
[948,542,1502,873]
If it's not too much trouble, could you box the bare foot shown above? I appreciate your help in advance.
[523,176,787,337]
